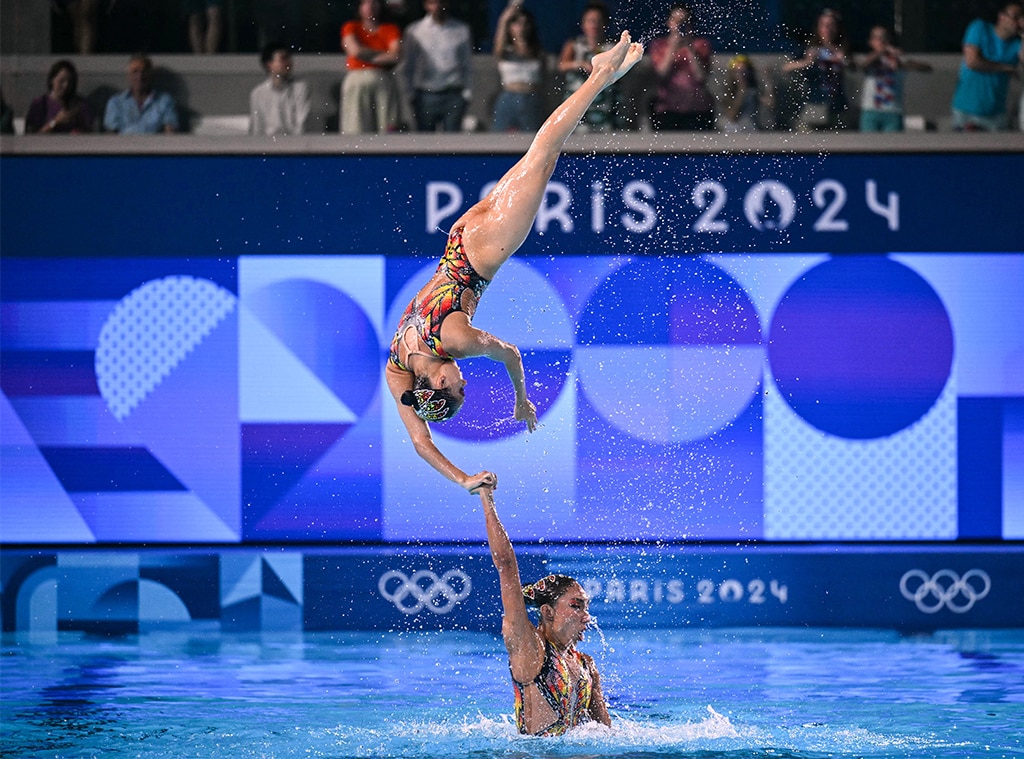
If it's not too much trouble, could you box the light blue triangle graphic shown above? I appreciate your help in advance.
[262,553,303,604]
[221,557,263,607]
[239,306,357,423]
[1,392,95,542]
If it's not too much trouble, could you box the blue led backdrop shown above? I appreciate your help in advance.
[1,152,1021,544]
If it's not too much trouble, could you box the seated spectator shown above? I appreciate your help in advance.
[402,0,472,132]
[491,0,544,132]
[951,2,1023,131]
[185,0,223,54]
[25,60,95,134]
[250,43,311,136]
[557,1,619,132]
[341,0,402,134]
[648,3,715,131]
[859,26,931,132]
[782,8,852,131]
[720,54,764,133]
[103,54,179,134]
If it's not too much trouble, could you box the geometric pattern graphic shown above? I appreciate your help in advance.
[2,253,1022,543]
[96,276,236,421]
[239,257,385,541]
[573,256,765,539]
[763,256,960,540]
[1,259,240,544]
[3,547,1022,633]
[768,256,954,439]
[764,378,958,540]
[220,552,303,631]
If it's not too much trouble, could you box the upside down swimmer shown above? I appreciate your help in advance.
[385,32,643,494]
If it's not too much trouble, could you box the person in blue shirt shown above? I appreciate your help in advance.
[951,2,1024,131]
[103,54,180,134]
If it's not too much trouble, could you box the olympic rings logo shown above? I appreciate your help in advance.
[378,569,472,615]
[899,569,991,614]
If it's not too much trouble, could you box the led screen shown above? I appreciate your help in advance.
[1,152,1021,544]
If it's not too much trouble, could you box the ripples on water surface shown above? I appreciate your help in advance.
[2,628,1022,758]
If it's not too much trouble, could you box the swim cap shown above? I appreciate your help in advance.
[522,574,577,607]
[401,387,459,422]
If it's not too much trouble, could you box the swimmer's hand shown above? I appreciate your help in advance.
[515,398,538,432]
[465,471,498,495]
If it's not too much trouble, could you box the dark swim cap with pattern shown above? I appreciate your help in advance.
[401,387,460,422]
[522,574,577,608]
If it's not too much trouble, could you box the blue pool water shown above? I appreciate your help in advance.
[2,627,1022,758]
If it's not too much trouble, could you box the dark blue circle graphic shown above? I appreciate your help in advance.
[768,256,953,440]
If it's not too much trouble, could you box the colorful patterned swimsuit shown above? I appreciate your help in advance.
[512,642,595,736]
[388,227,490,371]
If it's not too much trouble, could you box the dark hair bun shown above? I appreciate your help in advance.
[400,390,417,407]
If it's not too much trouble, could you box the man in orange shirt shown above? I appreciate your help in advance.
[341,0,403,134]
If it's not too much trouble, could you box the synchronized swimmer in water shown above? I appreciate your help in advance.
[386,31,644,494]
[479,485,610,735]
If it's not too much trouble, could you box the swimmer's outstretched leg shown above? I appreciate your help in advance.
[459,32,643,279]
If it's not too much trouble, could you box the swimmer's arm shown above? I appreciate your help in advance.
[479,487,545,679]
[448,324,538,432]
[585,655,612,727]
[386,362,496,493]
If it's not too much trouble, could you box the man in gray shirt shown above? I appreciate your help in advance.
[249,43,311,136]
[402,0,472,132]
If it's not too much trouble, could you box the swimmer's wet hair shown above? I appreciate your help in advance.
[400,377,462,422]
[522,574,577,608]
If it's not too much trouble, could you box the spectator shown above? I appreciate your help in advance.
[185,0,223,54]
[1,92,14,135]
[491,0,544,132]
[341,0,403,134]
[557,1,619,132]
[250,43,311,136]
[782,8,851,131]
[56,0,98,55]
[951,2,1024,131]
[720,54,764,133]
[25,60,95,134]
[103,54,179,134]
[647,3,715,131]
[402,0,473,132]
[859,26,931,132]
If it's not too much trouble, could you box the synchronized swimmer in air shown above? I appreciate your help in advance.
[386,31,643,495]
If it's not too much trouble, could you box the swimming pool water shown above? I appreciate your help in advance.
[3,627,1022,758]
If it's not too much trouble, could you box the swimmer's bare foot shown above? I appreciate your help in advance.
[616,41,644,83]
[591,32,641,88]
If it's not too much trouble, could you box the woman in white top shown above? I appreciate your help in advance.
[491,0,545,132]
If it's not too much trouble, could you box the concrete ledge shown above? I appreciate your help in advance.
[3,130,1024,157]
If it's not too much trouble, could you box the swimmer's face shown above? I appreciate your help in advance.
[435,362,467,403]
[551,582,591,643]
